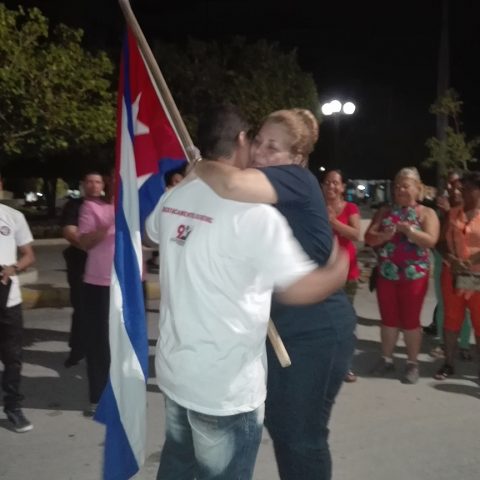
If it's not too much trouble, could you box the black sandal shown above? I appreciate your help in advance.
[434,364,454,380]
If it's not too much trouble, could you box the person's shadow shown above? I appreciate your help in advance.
[432,383,480,400]
[15,325,163,416]
[15,328,88,415]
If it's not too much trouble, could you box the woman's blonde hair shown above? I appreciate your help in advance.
[262,108,319,166]
[394,167,425,201]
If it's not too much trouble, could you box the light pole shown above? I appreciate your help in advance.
[321,100,356,167]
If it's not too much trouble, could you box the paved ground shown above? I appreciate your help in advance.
[1,243,479,480]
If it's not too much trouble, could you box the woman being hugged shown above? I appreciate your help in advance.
[322,169,361,383]
[365,167,439,384]
[195,108,356,480]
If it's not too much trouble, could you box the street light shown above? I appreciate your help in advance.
[342,102,356,115]
[321,103,333,116]
[320,99,356,167]
[321,100,356,116]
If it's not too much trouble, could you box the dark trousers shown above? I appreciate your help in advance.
[64,249,86,360]
[83,283,110,404]
[265,331,355,480]
[0,304,24,411]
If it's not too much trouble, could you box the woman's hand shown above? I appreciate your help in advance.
[381,225,396,242]
[404,207,440,249]
[327,206,336,223]
[396,221,412,235]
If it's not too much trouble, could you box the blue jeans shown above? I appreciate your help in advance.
[265,330,355,480]
[157,396,264,480]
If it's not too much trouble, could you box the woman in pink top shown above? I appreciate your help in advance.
[322,170,361,382]
[78,172,115,415]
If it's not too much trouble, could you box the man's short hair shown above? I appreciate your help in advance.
[82,170,104,180]
[165,166,186,187]
[197,105,250,160]
[461,171,480,189]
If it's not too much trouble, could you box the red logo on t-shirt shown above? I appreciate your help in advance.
[171,224,192,245]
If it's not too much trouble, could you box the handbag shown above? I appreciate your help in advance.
[450,229,480,291]
[369,266,378,292]
[454,271,480,291]
[0,267,12,310]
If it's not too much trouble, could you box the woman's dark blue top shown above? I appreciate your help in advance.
[262,165,356,341]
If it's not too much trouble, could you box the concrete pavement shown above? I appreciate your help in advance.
[1,242,480,479]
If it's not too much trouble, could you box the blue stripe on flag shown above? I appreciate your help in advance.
[113,180,148,376]
[96,180,148,479]
[97,383,138,480]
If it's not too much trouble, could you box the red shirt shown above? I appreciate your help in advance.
[335,202,360,281]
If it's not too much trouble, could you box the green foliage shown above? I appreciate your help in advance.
[0,4,116,164]
[423,89,479,176]
[152,37,319,136]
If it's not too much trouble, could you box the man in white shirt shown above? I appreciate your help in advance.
[146,105,348,480]
[0,203,35,433]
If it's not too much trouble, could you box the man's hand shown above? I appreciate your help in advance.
[1,244,35,284]
[0,265,16,285]
[277,246,349,305]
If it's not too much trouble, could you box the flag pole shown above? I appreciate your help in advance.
[118,0,198,163]
[117,0,291,368]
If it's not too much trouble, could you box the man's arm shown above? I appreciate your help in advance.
[1,243,35,285]
[62,225,83,249]
[77,202,109,250]
[276,245,349,305]
[78,228,108,251]
[142,228,157,248]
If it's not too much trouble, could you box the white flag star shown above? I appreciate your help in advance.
[132,93,150,136]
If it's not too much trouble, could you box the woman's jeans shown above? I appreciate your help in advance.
[265,331,355,480]
[157,396,264,480]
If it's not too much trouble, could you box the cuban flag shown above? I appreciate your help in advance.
[94,29,187,480]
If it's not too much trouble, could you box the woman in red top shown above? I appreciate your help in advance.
[322,170,361,382]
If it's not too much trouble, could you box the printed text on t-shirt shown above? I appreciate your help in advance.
[162,206,213,224]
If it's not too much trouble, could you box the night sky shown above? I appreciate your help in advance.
[6,0,480,183]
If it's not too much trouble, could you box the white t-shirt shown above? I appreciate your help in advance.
[146,178,316,416]
[0,204,34,307]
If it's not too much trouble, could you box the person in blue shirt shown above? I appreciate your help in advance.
[196,107,356,480]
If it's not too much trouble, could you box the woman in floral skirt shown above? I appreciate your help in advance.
[365,167,439,383]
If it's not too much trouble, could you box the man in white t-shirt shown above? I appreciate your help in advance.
[0,203,35,433]
[146,105,348,480]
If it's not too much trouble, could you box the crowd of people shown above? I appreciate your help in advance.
[1,103,479,480]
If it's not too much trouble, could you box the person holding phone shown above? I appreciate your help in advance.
[0,203,35,432]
